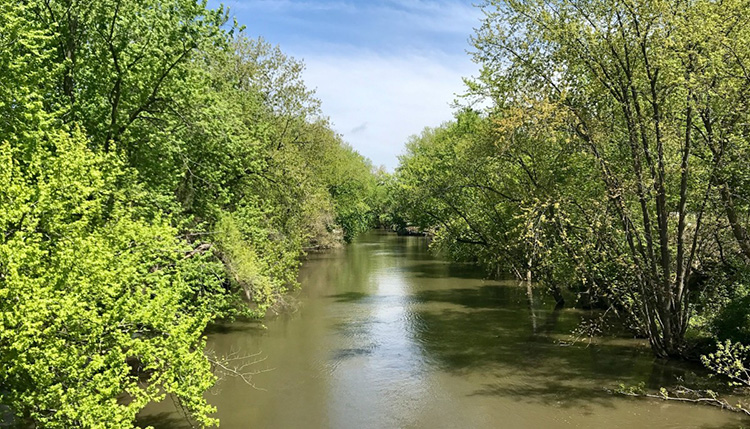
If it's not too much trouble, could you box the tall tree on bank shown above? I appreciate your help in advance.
[469,0,750,357]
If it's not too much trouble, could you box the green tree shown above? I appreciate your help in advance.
[2,1,378,427]
[469,0,750,357]
[392,0,750,359]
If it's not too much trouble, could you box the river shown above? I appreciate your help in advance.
[139,231,745,428]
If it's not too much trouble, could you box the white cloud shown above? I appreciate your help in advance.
[350,122,368,134]
[301,51,479,170]
[223,0,480,38]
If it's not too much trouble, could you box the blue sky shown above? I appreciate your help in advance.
[209,0,483,169]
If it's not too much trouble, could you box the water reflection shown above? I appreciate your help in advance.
[325,238,431,428]
[138,231,746,429]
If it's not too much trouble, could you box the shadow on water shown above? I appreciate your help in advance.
[338,233,727,412]
[407,261,492,280]
[413,284,529,310]
[136,412,193,429]
[326,291,370,303]
[409,282,719,409]
[331,345,378,360]
[470,381,619,410]
[203,320,267,336]
[138,232,747,428]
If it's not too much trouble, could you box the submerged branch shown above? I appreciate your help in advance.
[612,385,750,416]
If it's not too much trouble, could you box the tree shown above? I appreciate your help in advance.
[466,0,750,357]
[2,1,379,426]
[391,0,750,359]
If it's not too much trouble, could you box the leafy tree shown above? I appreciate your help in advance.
[468,0,750,357]
[2,1,378,427]
[393,0,750,359]
[0,130,223,427]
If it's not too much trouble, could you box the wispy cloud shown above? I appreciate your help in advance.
[378,0,481,34]
[221,0,480,53]
[227,0,478,26]
[350,122,368,134]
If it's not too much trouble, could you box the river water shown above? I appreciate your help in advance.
[140,231,745,428]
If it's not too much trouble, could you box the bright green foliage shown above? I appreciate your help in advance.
[702,340,750,388]
[393,108,585,300]
[0,131,221,427]
[31,0,228,153]
[214,212,299,315]
[369,169,403,230]
[0,2,53,146]
[1,0,377,427]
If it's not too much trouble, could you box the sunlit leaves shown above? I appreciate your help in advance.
[1,0,378,427]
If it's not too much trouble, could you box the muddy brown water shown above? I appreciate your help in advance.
[139,231,746,428]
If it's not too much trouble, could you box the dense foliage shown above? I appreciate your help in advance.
[390,0,750,361]
[0,0,379,426]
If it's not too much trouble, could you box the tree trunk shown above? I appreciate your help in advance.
[720,184,750,263]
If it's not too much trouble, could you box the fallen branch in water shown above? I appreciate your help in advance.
[611,384,750,416]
